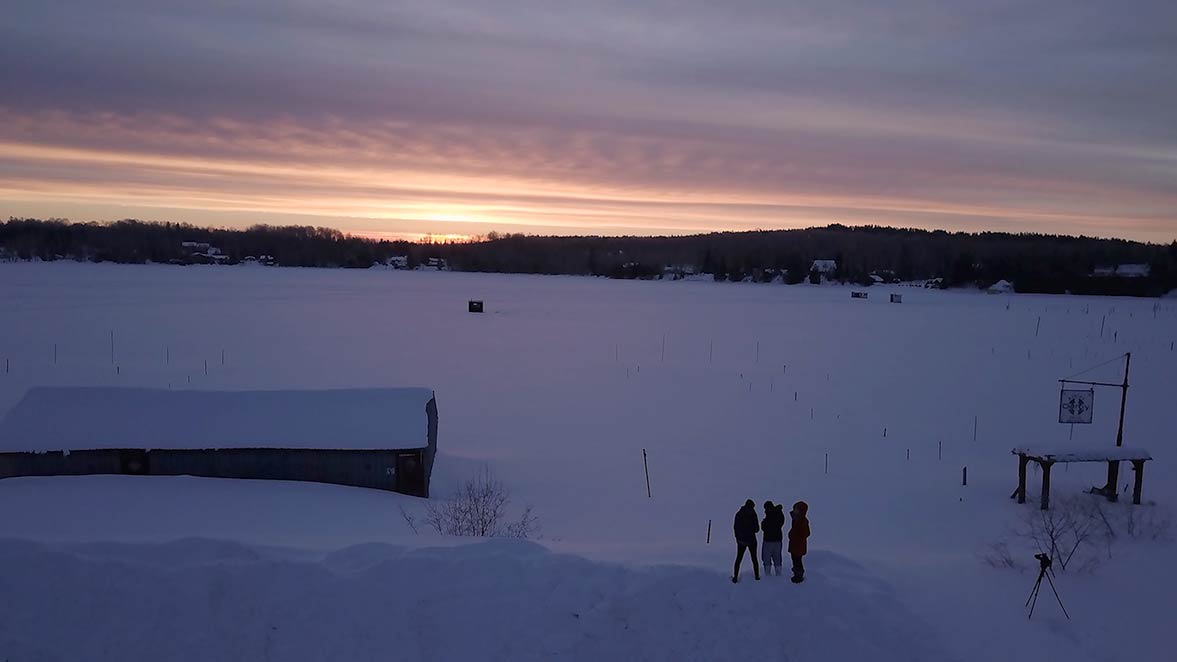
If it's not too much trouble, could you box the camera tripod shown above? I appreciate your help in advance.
[1026,553,1070,620]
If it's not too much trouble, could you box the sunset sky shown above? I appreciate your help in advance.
[2,0,1175,242]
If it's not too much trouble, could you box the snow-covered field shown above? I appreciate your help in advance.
[1,262,1174,661]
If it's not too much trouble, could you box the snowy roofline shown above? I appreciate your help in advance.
[0,387,435,453]
[1011,447,1151,462]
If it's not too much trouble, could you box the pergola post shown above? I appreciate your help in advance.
[1131,460,1145,505]
[1016,454,1029,504]
[1105,460,1120,502]
[1040,460,1054,510]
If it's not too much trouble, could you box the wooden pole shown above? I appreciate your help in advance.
[643,449,651,498]
[1132,460,1145,505]
[221,349,225,366]
[1040,461,1052,510]
[1115,352,1131,447]
[938,440,942,460]
[1016,455,1028,503]
[973,416,978,442]
[706,519,711,544]
[962,466,968,486]
[824,452,828,474]
[1035,316,1041,337]
[1105,461,1120,502]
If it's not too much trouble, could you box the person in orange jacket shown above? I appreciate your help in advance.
[787,501,810,583]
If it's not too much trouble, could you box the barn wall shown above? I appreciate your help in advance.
[423,396,439,497]
[0,450,122,478]
[0,447,429,496]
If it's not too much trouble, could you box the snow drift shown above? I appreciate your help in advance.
[0,537,953,662]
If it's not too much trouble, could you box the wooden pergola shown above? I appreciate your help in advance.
[1011,446,1152,510]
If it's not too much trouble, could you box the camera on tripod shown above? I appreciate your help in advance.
[1026,553,1068,620]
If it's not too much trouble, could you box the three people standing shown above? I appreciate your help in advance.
[732,499,809,583]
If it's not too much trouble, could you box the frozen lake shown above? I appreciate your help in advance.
[1,262,1174,661]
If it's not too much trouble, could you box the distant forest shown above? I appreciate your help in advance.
[3,217,1176,296]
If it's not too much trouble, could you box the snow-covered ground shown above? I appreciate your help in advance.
[1,262,1174,661]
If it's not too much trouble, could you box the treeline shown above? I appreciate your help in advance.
[0,218,412,269]
[3,218,1176,296]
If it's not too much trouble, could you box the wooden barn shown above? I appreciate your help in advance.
[0,387,438,497]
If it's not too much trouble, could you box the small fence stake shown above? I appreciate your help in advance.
[643,449,651,498]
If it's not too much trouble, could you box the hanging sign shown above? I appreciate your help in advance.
[1058,389,1094,424]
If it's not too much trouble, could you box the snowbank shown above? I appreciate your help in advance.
[0,537,951,662]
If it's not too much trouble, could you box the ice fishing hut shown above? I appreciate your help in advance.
[0,387,438,496]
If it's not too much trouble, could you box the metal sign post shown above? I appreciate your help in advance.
[1058,352,1130,447]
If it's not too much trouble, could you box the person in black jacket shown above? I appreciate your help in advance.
[760,501,785,576]
[731,499,760,583]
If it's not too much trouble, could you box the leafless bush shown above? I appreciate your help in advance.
[398,504,419,534]
[1014,496,1108,572]
[987,495,1174,575]
[1109,502,1172,542]
[978,542,1026,572]
[420,468,540,539]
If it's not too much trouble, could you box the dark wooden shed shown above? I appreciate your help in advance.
[0,387,438,497]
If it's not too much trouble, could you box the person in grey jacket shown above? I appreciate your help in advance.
[760,501,785,576]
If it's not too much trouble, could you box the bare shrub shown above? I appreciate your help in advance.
[978,542,1026,572]
[1011,496,1109,573]
[422,468,540,539]
[1111,502,1172,542]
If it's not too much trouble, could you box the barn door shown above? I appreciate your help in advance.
[395,452,425,496]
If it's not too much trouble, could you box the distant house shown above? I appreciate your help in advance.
[1092,264,1151,278]
[181,241,211,252]
[661,264,697,280]
[1115,264,1150,278]
[987,279,1014,294]
[810,259,837,275]
[0,387,439,496]
[808,259,837,284]
[423,257,448,270]
[387,256,409,269]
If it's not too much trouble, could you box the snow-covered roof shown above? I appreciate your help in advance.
[1011,446,1151,462]
[0,387,435,453]
[1115,263,1150,278]
[810,259,837,273]
[987,279,1013,292]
